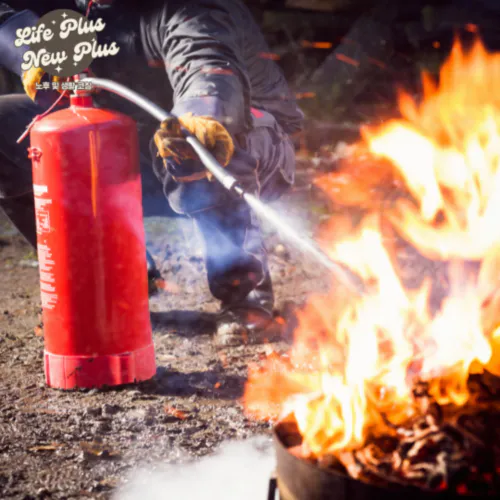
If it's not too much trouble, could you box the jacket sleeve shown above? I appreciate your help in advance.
[161,2,251,136]
[0,3,39,76]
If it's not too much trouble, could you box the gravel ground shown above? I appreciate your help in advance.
[0,158,336,499]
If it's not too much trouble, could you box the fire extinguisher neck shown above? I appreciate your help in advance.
[70,94,94,108]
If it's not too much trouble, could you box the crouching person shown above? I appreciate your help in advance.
[0,0,304,344]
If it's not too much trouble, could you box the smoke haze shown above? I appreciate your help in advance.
[115,436,275,500]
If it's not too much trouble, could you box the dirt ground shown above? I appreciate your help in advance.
[2,4,499,497]
[0,156,338,499]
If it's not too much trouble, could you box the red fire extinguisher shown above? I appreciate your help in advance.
[28,91,156,389]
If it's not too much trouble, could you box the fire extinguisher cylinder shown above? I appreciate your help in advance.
[29,93,156,389]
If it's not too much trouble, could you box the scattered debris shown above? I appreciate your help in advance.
[102,404,122,416]
[79,442,121,460]
[28,443,63,453]
[164,406,189,421]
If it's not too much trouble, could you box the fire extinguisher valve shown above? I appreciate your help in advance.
[69,72,94,107]
[70,94,94,108]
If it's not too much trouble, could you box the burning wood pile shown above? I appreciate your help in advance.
[245,38,500,498]
[318,377,499,494]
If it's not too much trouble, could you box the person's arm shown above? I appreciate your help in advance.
[0,3,39,76]
[160,1,252,136]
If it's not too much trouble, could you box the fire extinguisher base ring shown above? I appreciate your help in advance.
[43,343,156,390]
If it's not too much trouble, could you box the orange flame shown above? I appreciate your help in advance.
[244,39,500,458]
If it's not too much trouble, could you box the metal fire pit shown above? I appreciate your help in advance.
[269,421,492,500]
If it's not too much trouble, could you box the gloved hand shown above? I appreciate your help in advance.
[22,67,60,99]
[154,113,235,170]
[22,67,67,108]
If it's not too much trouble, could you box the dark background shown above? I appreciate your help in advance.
[3,0,500,123]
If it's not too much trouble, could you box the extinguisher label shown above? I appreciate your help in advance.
[34,184,58,310]
[34,197,52,236]
[38,243,57,310]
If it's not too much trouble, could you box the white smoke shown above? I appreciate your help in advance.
[115,436,276,500]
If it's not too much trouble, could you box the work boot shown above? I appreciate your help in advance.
[193,201,283,345]
[214,267,276,346]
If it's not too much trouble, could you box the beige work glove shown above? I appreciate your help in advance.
[154,113,235,181]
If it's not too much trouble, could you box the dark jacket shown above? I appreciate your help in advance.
[0,0,304,136]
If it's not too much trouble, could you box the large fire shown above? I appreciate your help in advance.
[244,39,500,460]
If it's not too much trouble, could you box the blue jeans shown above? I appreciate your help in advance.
[151,109,295,303]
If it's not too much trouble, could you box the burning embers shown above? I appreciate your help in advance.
[246,39,500,497]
